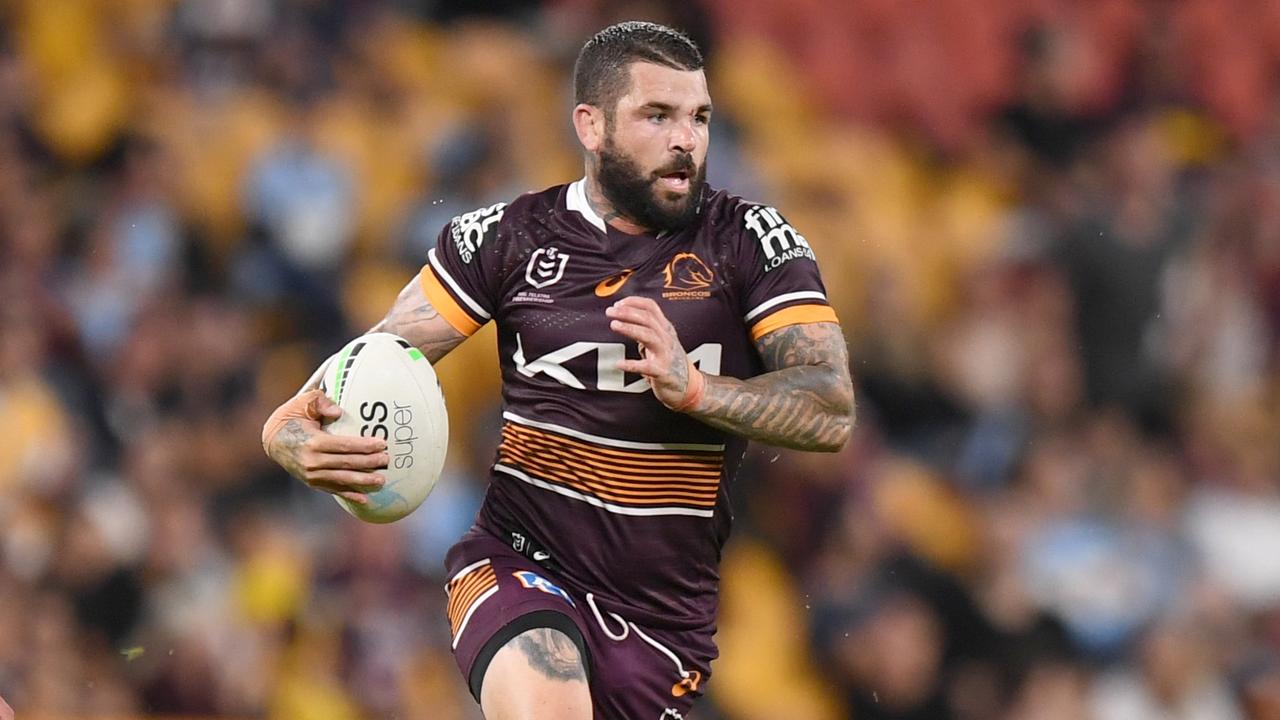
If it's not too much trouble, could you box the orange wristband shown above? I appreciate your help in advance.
[670,359,705,413]
[261,390,326,456]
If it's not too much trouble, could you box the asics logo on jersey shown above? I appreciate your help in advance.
[514,334,722,392]
[450,202,506,264]
[660,710,685,720]
[526,247,570,289]
[594,269,635,297]
[744,205,815,272]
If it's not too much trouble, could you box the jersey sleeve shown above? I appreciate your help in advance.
[736,204,840,341]
[416,201,508,337]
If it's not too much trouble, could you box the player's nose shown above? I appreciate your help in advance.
[669,120,697,154]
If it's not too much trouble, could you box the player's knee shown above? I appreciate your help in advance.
[480,627,591,720]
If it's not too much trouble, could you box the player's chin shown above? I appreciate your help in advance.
[652,186,694,209]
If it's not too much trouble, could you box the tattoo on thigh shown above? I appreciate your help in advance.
[513,628,587,682]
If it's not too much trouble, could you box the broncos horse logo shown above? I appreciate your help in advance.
[663,252,714,290]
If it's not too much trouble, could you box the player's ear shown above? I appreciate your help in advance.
[573,103,605,153]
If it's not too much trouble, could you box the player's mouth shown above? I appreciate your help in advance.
[657,169,691,192]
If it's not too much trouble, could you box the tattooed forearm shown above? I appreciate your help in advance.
[688,322,854,451]
[512,628,587,682]
[294,277,465,395]
[369,276,467,363]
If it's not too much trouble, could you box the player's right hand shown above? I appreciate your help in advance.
[261,390,388,506]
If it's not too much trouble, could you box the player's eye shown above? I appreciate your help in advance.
[648,113,667,123]
[694,114,710,126]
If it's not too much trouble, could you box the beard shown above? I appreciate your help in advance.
[596,137,707,233]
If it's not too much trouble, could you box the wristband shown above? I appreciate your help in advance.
[670,359,705,413]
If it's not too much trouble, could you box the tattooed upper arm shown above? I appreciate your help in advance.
[370,276,468,363]
[755,321,855,414]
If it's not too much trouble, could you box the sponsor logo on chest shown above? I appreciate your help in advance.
[514,334,722,392]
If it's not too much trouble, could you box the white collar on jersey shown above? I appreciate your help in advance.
[567,178,607,233]
[567,177,676,239]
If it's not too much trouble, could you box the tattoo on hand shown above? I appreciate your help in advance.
[513,628,587,683]
[670,345,689,396]
[691,322,854,451]
[276,418,311,476]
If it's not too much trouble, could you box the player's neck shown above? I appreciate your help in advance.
[583,173,652,235]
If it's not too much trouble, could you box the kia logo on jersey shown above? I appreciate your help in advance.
[513,334,723,392]
[526,247,569,289]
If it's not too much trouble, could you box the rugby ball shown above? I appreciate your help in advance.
[319,332,448,523]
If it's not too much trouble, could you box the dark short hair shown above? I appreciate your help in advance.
[573,21,704,117]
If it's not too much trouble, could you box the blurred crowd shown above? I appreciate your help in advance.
[2,0,1280,718]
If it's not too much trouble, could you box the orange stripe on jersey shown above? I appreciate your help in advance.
[499,444,719,500]
[501,448,722,494]
[446,572,491,624]
[418,265,483,336]
[501,425,723,481]
[496,421,723,509]
[503,423,723,466]
[498,456,718,507]
[446,564,497,637]
[501,428,722,482]
[749,304,839,341]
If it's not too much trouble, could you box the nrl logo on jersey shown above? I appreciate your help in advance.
[450,202,506,264]
[744,205,815,272]
[525,247,570,289]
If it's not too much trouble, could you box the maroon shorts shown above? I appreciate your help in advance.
[443,528,713,720]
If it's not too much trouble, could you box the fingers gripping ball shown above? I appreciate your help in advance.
[320,333,449,523]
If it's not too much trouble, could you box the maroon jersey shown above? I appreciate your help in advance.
[419,180,837,632]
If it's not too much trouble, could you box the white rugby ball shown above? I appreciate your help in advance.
[319,332,448,523]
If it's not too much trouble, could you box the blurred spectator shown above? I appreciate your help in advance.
[1090,610,1244,720]
[236,98,356,340]
[398,115,523,263]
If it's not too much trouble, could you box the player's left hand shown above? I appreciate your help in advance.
[606,296,692,408]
